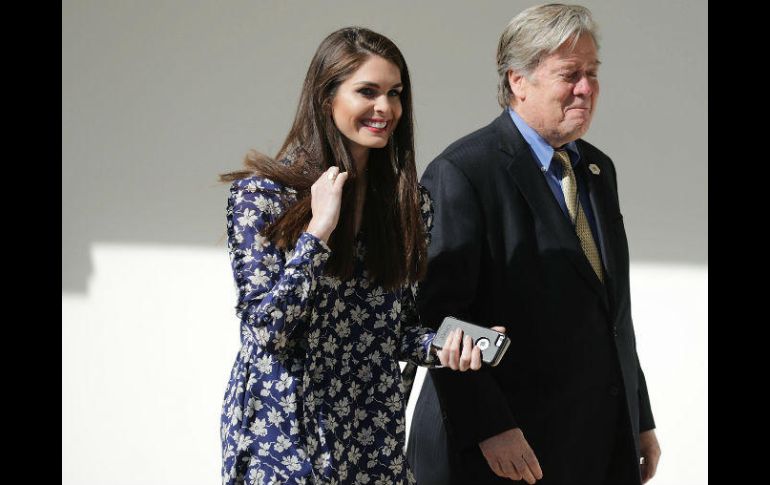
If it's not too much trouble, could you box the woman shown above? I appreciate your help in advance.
[219,27,496,485]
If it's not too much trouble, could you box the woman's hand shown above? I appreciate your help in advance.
[437,326,506,371]
[306,166,349,243]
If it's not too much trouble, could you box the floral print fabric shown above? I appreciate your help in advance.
[221,176,436,484]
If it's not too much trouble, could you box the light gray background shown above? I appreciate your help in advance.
[62,1,707,484]
[63,0,707,293]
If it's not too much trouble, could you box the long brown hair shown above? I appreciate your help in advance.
[221,27,425,290]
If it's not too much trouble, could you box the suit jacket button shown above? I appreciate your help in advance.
[612,326,618,336]
[609,385,620,397]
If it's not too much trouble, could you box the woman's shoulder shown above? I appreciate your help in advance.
[227,175,298,222]
[230,175,295,197]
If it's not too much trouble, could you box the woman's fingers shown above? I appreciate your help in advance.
[459,334,473,371]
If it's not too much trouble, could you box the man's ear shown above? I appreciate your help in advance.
[508,69,527,101]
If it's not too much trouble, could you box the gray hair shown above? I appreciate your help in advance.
[496,4,600,108]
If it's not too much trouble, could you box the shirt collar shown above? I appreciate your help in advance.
[507,107,581,172]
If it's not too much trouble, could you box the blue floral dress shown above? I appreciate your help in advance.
[220,176,437,485]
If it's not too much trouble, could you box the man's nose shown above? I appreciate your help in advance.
[574,75,594,96]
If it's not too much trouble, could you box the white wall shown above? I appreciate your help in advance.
[63,0,707,483]
[63,245,706,484]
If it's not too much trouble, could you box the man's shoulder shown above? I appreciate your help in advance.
[428,117,503,173]
[575,139,617,177]
[576,139,612,165]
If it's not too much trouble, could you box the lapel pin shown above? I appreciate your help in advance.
[588,163,601,175]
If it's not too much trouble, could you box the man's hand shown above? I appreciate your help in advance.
[639,429,661,484]
[479,428,543,483]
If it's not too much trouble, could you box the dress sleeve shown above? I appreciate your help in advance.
[227,177,330,353]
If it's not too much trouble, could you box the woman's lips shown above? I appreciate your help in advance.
[361,119,388,133]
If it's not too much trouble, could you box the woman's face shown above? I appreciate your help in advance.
[331,55,403,163]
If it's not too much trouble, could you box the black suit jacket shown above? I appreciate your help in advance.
[408,112,655,485]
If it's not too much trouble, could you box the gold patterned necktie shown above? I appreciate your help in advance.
[554,149,604,283]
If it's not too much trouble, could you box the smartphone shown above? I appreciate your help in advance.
[431,316,510,367]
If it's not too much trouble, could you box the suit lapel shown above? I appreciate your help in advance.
[495,113,609,310]
[578,147,617,311]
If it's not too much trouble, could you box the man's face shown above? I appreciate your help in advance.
[510,35,600,147]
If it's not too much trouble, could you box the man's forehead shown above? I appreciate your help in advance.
[552,56,601,66]
[548,47,600,66]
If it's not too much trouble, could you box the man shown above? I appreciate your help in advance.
[407,4,661,485]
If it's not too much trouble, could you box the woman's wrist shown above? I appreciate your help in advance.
[306,219,332,243]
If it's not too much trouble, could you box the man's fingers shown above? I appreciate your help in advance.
[499,458,521,481]
[513,458,536,485]
[487,457,505,478]
[641,457,658,483]
[523,449,543,479]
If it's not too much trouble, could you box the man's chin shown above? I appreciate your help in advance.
[564,122,591,140]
